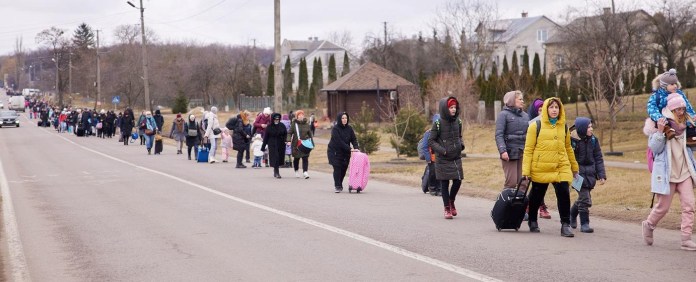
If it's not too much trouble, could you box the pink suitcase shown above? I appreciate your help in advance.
[348,151,370,193]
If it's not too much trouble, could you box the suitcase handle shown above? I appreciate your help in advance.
[514,177,531,198]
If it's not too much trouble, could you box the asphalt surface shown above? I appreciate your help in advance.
[0,110,695,281]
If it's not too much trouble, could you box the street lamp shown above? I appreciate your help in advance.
[127,0,151,111]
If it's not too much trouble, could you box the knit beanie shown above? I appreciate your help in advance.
[660,69,679,88]
[447,98,457,108]
[503,91,521,107]
[263,107,272,115]
[666,93,686,111]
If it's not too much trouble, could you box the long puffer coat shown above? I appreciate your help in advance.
[522,97,579,183]
[261,113,288,167]
[428,97,465,180]
[232,114,249,151]
[287,118,313,158]
[327,112,360,167]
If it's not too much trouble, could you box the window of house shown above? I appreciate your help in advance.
[537,29,548,42]
[555,54,565,69]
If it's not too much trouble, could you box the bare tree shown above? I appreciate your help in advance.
[432,0,499,78]
[36,26,70,105]
[326,30,358,55]
[557,7,651,152]
[649,0,696,69]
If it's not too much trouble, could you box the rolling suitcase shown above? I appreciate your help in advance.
[491,177,530,231]
[348,151,370,193]
[197,147,209,163]
[76,128,85,137]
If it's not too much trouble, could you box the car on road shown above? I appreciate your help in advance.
[0,110,20,128]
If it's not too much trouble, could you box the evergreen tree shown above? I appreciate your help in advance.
[283,57,293,96]
[341,51,351,76]
[511,50,519,75]
[250,65,263,96]
[532,53,541,80]
[308,83,316,108]
[522,49,530,75]
[328,54,337,83]
[502,55,509,74]
[171,90,189,114]
[315,57,324,89]
[298,58,309,106]
[72,23,95,51]
[645,64,656,94]
[546,73,558,100]
[266,63,274,96]
[633,69,645,94]
[353,101,381,155]
[686,60,696,88]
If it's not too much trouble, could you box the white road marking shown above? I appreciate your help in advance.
[47,129,502,281]
[0,157,32,282]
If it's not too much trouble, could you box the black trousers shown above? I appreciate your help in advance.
[332,164,349,187]
[440,179,462,206]
[236,150,245,165]
[293,156,309,172]
[528,181,571,224]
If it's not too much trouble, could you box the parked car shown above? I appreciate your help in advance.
[0,110,20,128]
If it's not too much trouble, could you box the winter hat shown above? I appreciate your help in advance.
[447,98,458,108]
[503,91,522,107]
[574,117,591,137]
[667,93,686,111]
[189,114,196,121]
[155,109,161,115]
[176,113,181,118]
[295,110,305,118]
[210,106,218,114]
[263,107,272,115]
[660,69,679,88]
[271,113,281,120]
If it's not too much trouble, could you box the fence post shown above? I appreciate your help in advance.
[493,100,501,122]
[477,100,486,123]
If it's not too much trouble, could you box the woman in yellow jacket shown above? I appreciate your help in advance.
[522,97,579,237]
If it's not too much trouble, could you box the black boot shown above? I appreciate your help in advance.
[529,221,540,233]
[561,223,575,237]
[570,203,579,229]
[579,212,594,233]
[273,167,281,178]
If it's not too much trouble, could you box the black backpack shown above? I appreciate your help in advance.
[226,117,238,130]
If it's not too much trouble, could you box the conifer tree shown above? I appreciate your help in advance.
[266,63,274,96]
[633,69,645,94]
[328,54,337,83]
[341,51,351,76]
[522,49,530,75]
[298,58,309,106]
[72,23,95,51]
[546,73,558,100]
[685,60,696,88]
[502,55,509,74]
[532,53,541,80]
[645,64,656,94]
[283,57,293,96]
[511,51,519,75]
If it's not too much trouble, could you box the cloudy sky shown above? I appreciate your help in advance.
[0,0,650,56]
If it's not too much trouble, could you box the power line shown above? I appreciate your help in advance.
[159,0,228,24]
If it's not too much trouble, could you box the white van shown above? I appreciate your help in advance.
[9,96,25,112]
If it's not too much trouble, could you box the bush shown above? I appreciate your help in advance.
[352,102,381,155]
[386,108,428,157]
[172,91,189,114]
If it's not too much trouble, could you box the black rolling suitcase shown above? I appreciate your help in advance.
[491,177,530,231]
[76,128,86,137]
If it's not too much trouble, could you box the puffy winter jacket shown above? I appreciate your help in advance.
[570,131,606,189]
[522,98,579,183]
[428,97,464,180]
[495,106,529,160]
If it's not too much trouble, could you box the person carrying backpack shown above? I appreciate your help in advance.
[418,114,441,196]
[428,97,465,219]
[569,117,606,233]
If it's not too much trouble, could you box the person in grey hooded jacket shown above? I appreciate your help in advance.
[495,90,529,189]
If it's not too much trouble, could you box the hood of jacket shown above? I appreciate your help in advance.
[540,97,566,127]
[336,112,350,128]
[438,96,460,122]
[574,117,591,138]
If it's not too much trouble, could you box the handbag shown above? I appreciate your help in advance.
[144,129,155,136]
[213,128,222,135]
[96,122,103,129]
[295,122,314,154]
[188,128,198,137]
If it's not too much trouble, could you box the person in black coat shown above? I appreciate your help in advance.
[327,112,359,193]
[153,109,165,133]
[232,112,251,168]
[184,114,203,160]
[261,113,288,178]
[428,96,465,219]
[120,108,135,145]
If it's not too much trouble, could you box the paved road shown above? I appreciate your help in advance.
[1,112,694,281]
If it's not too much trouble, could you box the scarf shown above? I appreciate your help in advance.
[549,118,558,126]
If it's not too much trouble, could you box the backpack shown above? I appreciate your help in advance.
[225,117,238,130]
[434,118,463,137]
[417,130,431,160]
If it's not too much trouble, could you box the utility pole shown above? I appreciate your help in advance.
[273,0,282,113]
[382,21,388,66]
[68,48,73,95]
[95,30,101,111]
[129,0,151,111]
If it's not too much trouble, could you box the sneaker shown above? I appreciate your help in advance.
[449,201,457,216]
[334,187,341,193]
[303,171,309,179]
[681,240,696,251]
[642,220,654,246]
[209,159,217,164]
[222,160,228,163]
[539,204,552,219]
[444,207,453,219]
[295,170,300,178]
[236,164,247,168]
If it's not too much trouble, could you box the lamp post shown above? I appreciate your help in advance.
[127,0,151,112]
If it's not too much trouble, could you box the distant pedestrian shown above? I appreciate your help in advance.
[261,113,288,178]
[251,134,264,168]
[120,108,135,146]
[288,110,313,179]
[232,111,251,168]
[204,107,222,163]
[220,128,233,163]
[327,112,359,193]
[184,114,202,160]
[169,113,186,154]
[143,111,158,155]
[428,96,465,219]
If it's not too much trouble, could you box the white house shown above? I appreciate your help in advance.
[281,38,357,90]
[477,13,560,75]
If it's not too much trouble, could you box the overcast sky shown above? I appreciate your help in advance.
[0,0,650,56]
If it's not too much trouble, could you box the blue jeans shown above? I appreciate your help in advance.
[253,156,262,167]
[144,134,153,149]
